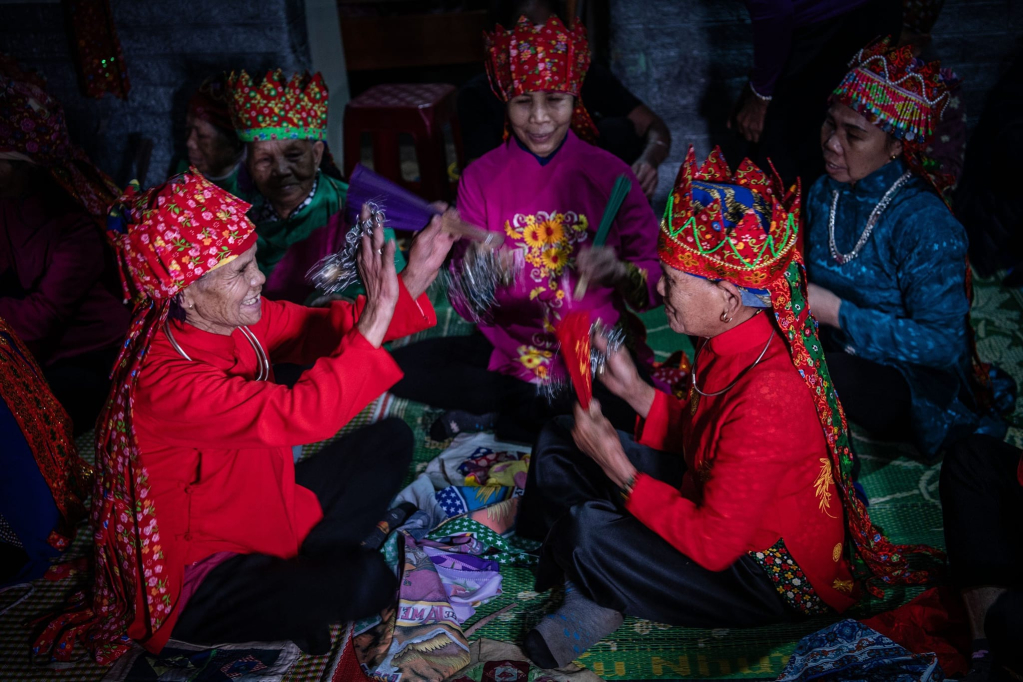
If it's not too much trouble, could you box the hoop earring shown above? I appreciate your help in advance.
[720,312,732,323]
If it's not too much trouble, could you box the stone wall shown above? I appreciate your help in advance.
[2,0,1019,199]
[0,0,311,186]
[607,0,1023,202]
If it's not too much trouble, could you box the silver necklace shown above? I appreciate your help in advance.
[691,332,773,397]
[165,323,270,382]
[828,170,913,265]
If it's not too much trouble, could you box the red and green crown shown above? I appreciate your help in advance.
[658,146,800,291]
[831,37,953,143]
[226,70,328,142]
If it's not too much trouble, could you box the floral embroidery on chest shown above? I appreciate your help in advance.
[505,210,589,301]
[505,209,590,381]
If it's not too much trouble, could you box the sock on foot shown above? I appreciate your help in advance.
[429,410,497,441]
[524,581,623,669]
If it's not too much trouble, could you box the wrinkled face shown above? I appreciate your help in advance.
[185,116,242,177]
[821,102,902,184]
[656,264,734,338]
[247,139,324,216]
[507,91,574,157]
[182,243,265,335]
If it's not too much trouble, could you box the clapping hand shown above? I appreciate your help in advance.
[402,204,460,299]
[356,204,399,348]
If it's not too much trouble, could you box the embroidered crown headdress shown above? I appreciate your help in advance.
[658,146,800,290]
[227,70,328,142]
[659,146,942,599]
[831,37,953,143]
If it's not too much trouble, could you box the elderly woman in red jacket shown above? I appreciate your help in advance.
[33,169,456,664]
[516,148,940,669]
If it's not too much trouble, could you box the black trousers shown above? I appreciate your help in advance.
[940,434,1023,590]
[518,416,795,628]
[755,0,903,187]
[43,345,119,436]
[825,349,913,440]
[390,333,646,443]
[171,418,413,653]
[940,434,1023,673]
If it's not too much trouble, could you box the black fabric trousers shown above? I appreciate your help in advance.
[171,417,413,653]
[939,434,1023,590]
[389,333,647,443]
[43,345,119,436]
[754,0,903,187]
[940,434,1023,674]
[824,348,913,440]
[517,416,795,628]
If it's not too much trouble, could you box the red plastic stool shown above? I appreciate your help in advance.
[343,83,464,203]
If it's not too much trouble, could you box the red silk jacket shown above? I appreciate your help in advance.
[626,312,859,612]
[131,281,434,650]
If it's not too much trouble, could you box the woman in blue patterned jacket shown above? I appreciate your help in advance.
[804,39,1004,458]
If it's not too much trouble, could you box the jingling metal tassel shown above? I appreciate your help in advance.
[590,319,626,377]
[536,319,627,405]
[306,203,386,294]
[446,243,520,325]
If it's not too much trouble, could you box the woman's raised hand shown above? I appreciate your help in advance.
[356,203,399,348]
[593,331,656,419]
[402,204,460,299]
[576,246,627,287]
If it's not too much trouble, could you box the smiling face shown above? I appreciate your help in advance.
[185,116,243,178]
[180,243,265,335]
[507,91,574,157]
[247,139,324,217]
[821,102,902,184]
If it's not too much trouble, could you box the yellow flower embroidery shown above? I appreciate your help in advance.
[541,248,568,273]
[523,224,546,249]
[814,458,836,518]
[833,578,854,593]
[832,542,843,562]
[517,345,552,370]
[537,218,564,245]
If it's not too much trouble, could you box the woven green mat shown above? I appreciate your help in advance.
[4,275,1022,681]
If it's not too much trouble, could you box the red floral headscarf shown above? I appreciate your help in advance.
[659,147,942,598]
[0,75,119,223]
[484,15,599,143]
[33,170,256,664]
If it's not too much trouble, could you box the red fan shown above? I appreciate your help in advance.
[555,311,593,408]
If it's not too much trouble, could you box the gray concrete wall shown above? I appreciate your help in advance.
[0,0,311,186]
[607,0,1023,203]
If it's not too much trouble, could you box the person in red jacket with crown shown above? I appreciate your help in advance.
[31,169,456,665]
[517,147,940,669]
